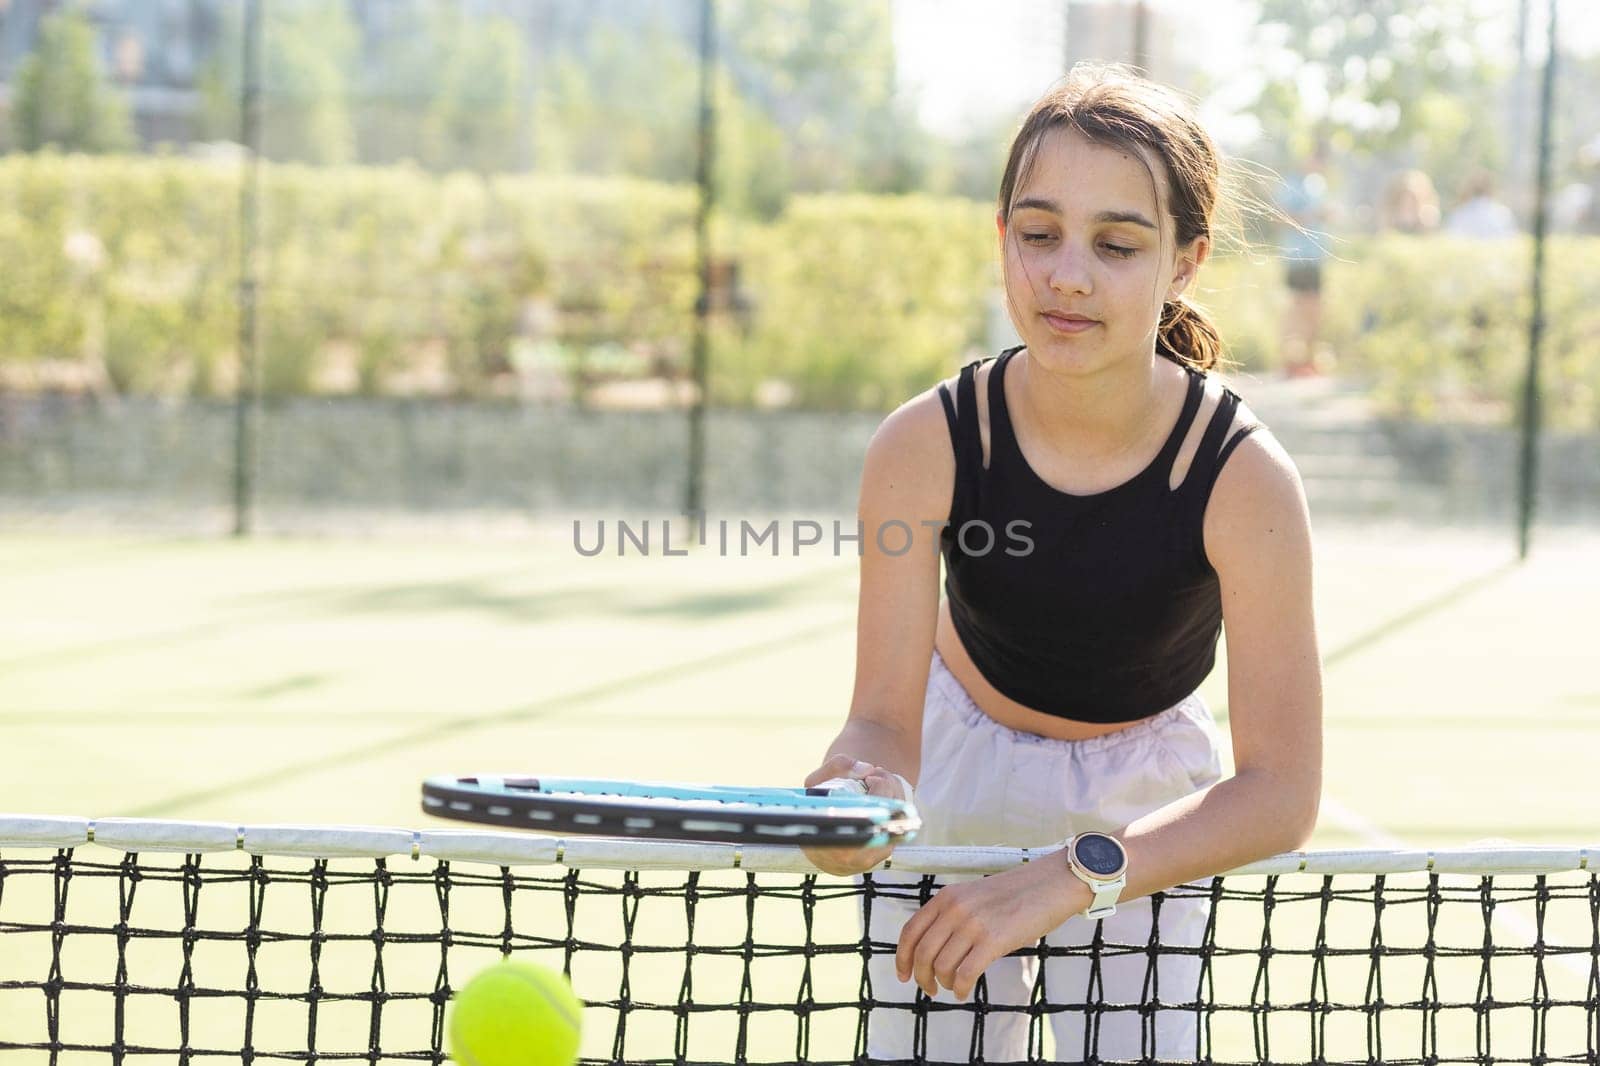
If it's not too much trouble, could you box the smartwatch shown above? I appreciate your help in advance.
[1064,831,1128,920]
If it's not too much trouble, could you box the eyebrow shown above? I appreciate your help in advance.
[1011,198,1157,230]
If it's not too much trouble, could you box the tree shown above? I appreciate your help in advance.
[534,18,699,181]
[905,105,1025,206]
[351,2,439,166]
[1248,0,1506,191]
[720,0,922,195]
[197,0,356,165]
[422,11,531,173]
[529,14,790,214]
[529,1,921,212]
[10,7,134,153]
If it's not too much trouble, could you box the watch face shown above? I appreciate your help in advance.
[1073,833,1126,878]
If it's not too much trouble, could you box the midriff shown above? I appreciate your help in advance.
[933,598,1142,741]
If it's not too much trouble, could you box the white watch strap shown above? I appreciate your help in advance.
[1084,877,1124,919]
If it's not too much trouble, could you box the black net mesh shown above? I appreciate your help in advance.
[0,847,1596,1064]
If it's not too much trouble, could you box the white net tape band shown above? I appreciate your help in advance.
[0,815,1594,875]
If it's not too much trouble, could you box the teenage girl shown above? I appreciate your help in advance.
[804,65,1323,1062]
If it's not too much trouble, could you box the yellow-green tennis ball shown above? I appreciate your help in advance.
[449,960,583,1066]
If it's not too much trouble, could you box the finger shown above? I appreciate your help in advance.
[862,770,906,800]
[950,948,990,1003]
[803,754,856,787]
[912,915,965,998]
[798,847,833,875]
[931,930,980,1000]
[894,895,944,985]
[804,755,873,788]
[800,843,849,875]
[801,842,891,877]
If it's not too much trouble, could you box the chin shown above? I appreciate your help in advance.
[1022,333,1109,374]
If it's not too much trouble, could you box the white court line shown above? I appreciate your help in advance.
[1321,794,1592,981]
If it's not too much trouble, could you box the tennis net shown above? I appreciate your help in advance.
[0,816,1596,1064]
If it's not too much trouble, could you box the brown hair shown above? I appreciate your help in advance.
[997,64,1228,372]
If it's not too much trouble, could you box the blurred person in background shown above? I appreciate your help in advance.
[1443,171,1519,239]
[1552,134,1600,234]
[1381,169,1441,234]
[1278,149,1333,377]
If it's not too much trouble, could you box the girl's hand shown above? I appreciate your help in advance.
[800,754,911,877]
[895,852,1090,1001]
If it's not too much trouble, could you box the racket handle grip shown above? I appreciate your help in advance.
[814,773,915,803]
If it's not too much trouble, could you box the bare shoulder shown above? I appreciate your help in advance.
[1201,417,1313,578]
[858,381,958,522]
[870,381,952,456]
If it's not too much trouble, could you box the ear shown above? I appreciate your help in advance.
[1167,234,1210,302]
[995,209,1007,244]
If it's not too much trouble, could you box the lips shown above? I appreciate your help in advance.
[1042,311,1099,333]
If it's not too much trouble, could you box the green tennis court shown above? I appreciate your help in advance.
[2,521,1598,1063]
[2,522,1595,844]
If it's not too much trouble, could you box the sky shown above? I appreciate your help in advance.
[891,0,1600,145]
[890,0,1069,137]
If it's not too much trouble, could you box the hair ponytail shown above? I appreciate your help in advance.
[1157,297,1225,372]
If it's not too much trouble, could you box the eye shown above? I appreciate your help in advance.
[1101,243,1137,258]
[1020,232,1055,245]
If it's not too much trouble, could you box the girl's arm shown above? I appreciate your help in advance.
[802,388,954,875]
[1108,426,1322,895]
[895,428,1323,999]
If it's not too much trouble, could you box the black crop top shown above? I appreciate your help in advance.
[937,346,1262,723]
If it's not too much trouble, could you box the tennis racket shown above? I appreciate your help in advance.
[420,774,920,847]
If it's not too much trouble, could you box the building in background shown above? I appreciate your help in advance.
[0,0,221,150]
[1063,0,1179,83]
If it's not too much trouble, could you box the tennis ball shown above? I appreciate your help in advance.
[448,960,584,1066]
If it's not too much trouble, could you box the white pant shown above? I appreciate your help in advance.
[861,649,1226,1064]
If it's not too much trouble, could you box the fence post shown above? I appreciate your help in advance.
[1516,0,1558,560]
[232,0,264,537]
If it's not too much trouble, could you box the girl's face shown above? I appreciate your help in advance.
[998,127,1205,376]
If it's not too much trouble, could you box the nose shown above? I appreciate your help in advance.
[1048,242,1093,297]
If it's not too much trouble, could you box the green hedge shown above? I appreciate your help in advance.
[0,153,699,397]
[3,152,1598,427]
[715,194,997,409]
[1321,236,1600,428]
